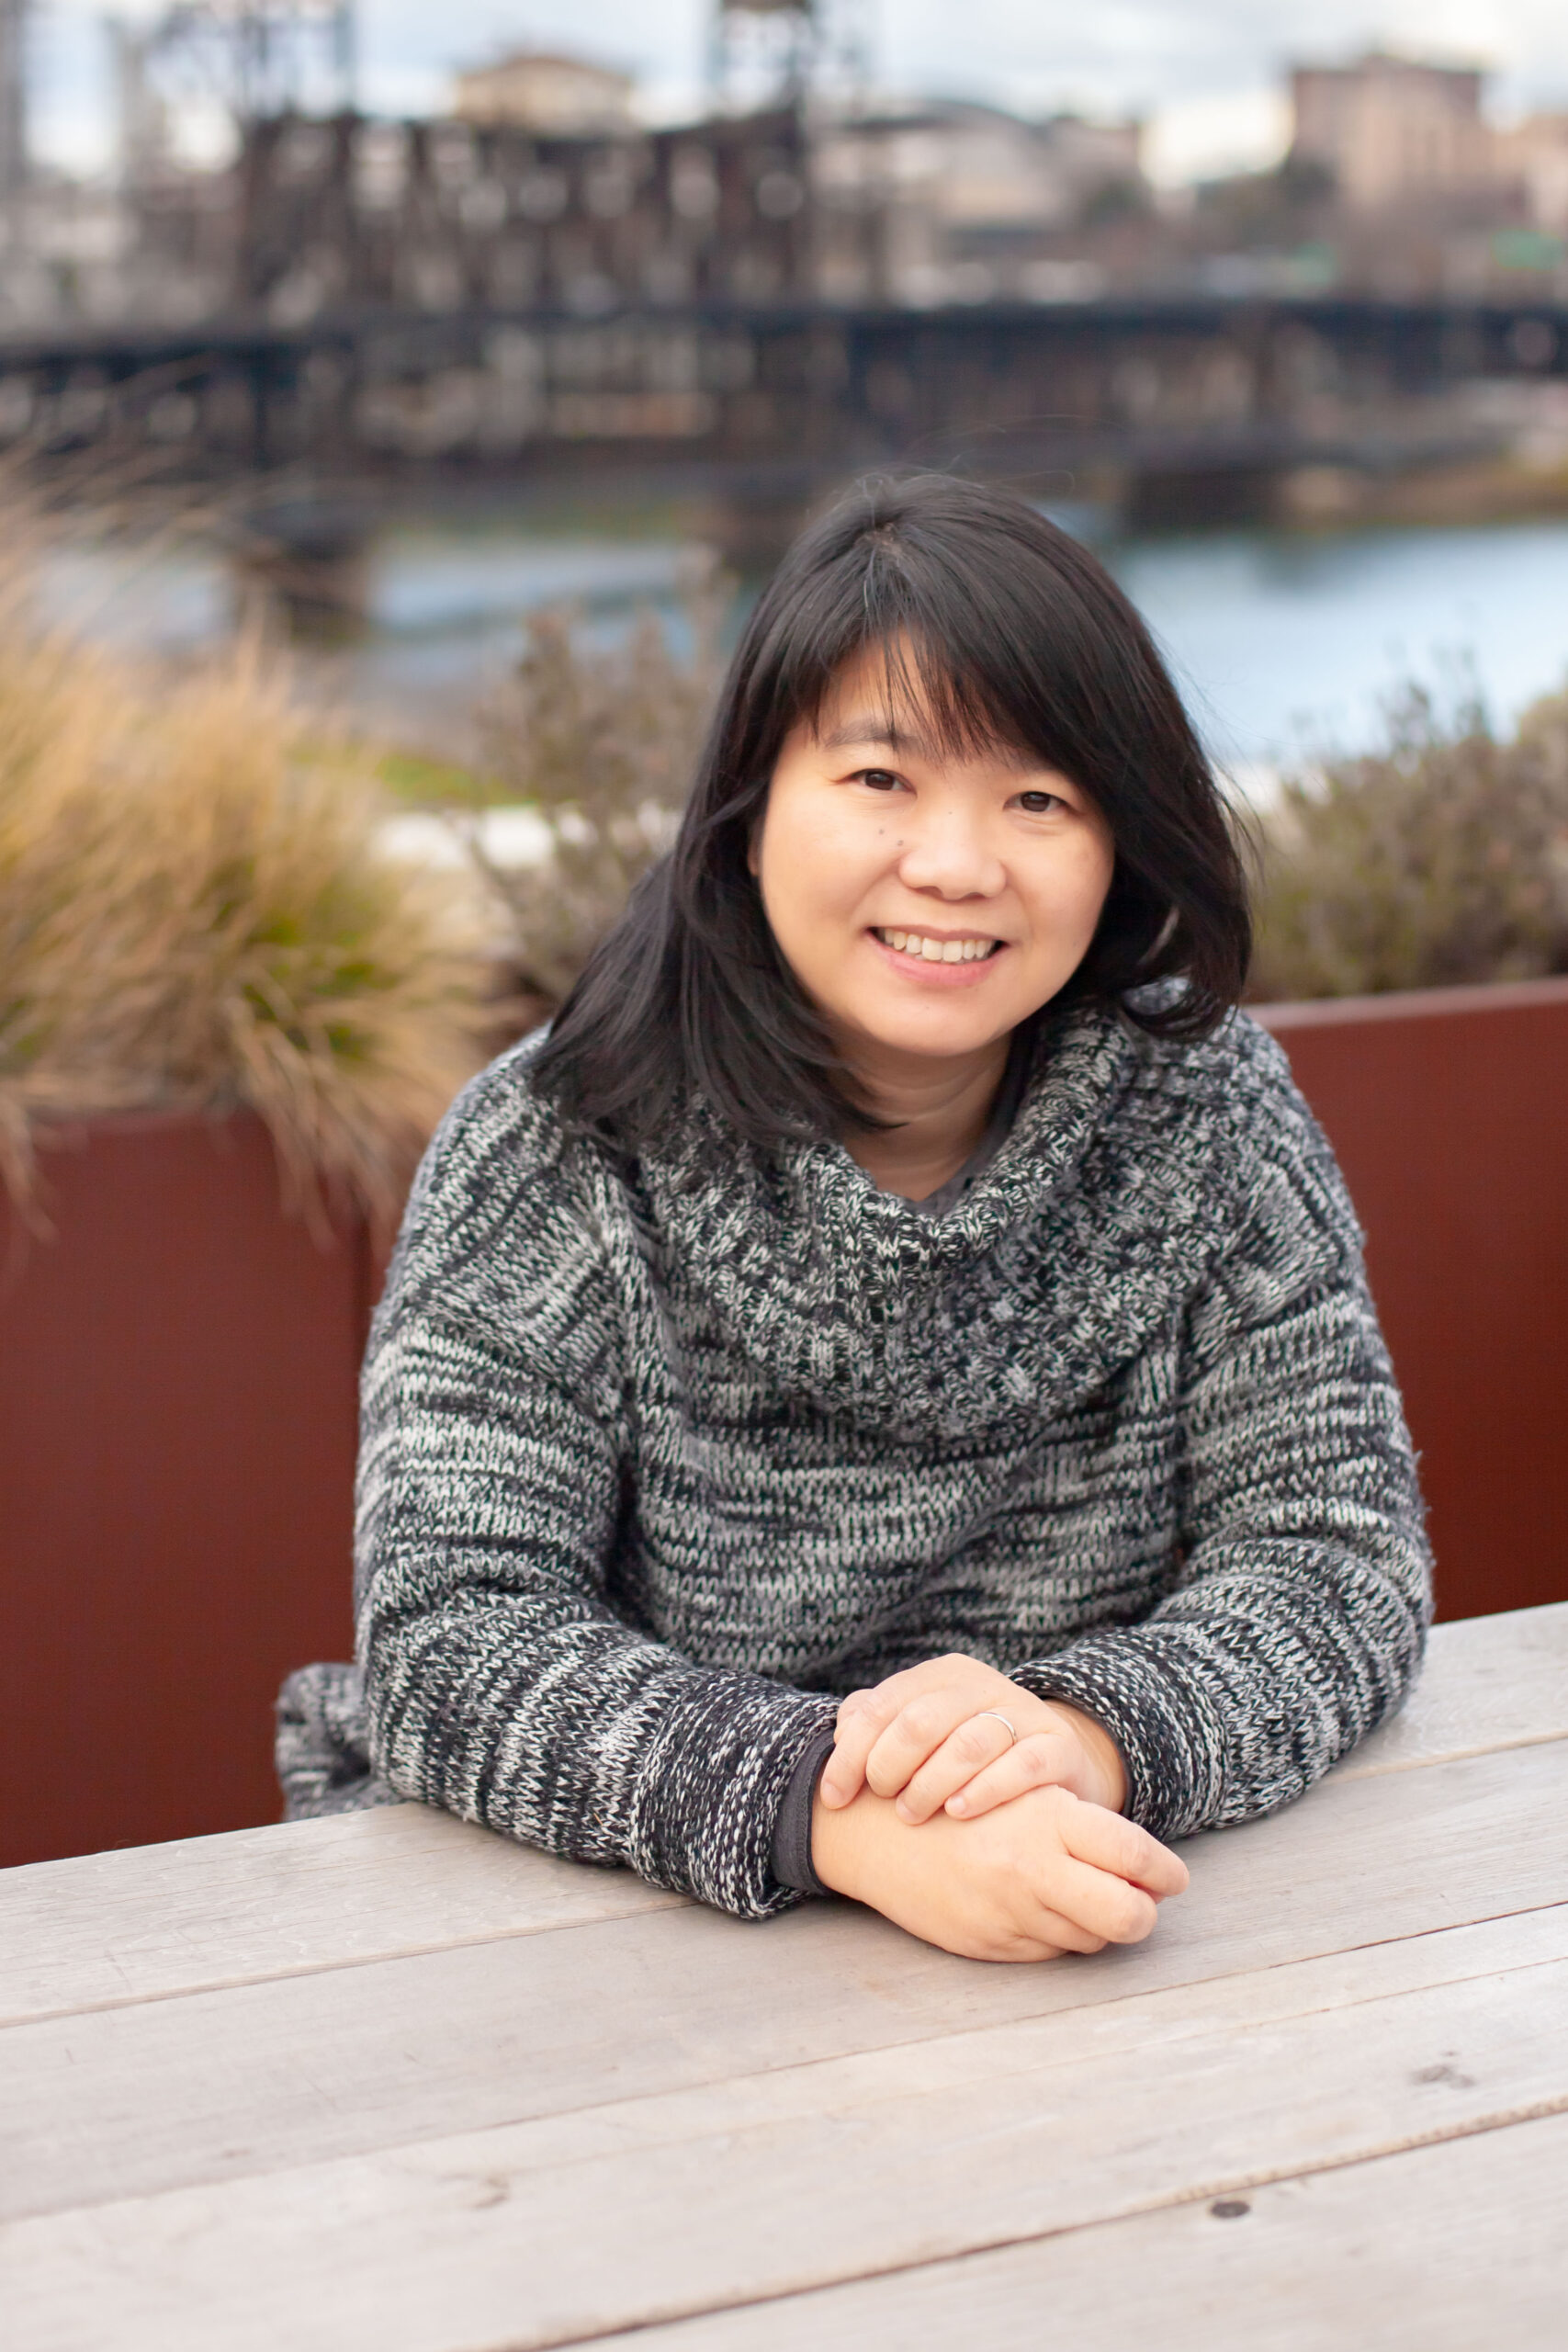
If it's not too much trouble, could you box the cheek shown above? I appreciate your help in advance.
[1025,835,1117,950]
[1080,837,1119,925]
[753,800,809,929]
[757,795,885,933]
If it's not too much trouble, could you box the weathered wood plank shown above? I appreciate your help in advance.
[597,2109,1568,2352]
[0,1804,684,2030]
[5,1744,1564,2223]
[1333,1600,1568,1781]
[3,1605,1561,2030]
[4,1737,1565,2234]
[6,1919,1564,2352]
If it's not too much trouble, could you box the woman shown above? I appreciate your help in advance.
[279,473,1430,1964]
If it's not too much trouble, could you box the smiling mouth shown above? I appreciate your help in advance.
[873,928,1002,965]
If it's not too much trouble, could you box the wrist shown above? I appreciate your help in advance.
[809,1778,869,1898]
[812,1779,922,1902]
[1039,1697,1129,1814]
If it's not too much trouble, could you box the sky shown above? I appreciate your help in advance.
[27,0,1568,182]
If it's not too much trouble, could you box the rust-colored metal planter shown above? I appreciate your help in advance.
[0,1114,370,1869]
[1256,977,1568,1627]
[3,978,1564,1865]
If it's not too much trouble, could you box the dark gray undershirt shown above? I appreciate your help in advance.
[770,1726,840,1895]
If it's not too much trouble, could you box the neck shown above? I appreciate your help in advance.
[838,1034,1011,1202]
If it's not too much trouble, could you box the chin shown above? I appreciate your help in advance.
[860,1008,1019,1058]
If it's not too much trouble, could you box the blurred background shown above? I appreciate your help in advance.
[3,0,1568,774]
[5,3,1568,1865]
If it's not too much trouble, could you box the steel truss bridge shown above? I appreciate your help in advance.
[2,294,1563,524]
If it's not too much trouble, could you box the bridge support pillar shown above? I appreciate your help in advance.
[1122,463,1282,532]
[228,498,374,642]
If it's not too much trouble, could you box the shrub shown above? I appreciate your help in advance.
[1248,684,1568,1001]
[458,575,727,1011]
[0,611,491,1236]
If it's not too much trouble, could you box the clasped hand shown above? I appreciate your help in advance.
[808,1653,1188,1964]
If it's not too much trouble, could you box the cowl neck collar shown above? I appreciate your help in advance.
[773,1003,1134,1273]
[620,1002,1230,1438]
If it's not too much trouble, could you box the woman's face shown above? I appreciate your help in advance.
[751,646,1117,1069]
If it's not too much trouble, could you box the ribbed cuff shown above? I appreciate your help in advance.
[768,1724,839,1895]
[1010,1633,1225,1842]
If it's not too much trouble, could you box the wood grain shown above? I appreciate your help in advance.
[1333,1600,1568,1781]
[0,1803,683,2029]
[6,1742,1563,2222]
[3,1604,1561,2030]
[6,1915,1564,2352]
[597,2109,1568,2352]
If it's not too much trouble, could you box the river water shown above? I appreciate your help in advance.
[36,503,1568,783]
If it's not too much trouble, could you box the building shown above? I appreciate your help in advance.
[814,101,1145,305]
[1290,51,1494,210]
[451,51,636,136]
[1496,114,1568,232]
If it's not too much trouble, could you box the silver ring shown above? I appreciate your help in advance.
[974,1709,1018,1747]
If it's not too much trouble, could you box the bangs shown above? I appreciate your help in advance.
[740,495,1158,799]
[800,628,1041,771]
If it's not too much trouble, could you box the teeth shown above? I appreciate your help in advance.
[876,929,997,963]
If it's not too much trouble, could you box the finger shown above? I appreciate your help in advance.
[824,1658,1013,1809]
[897,1714,1042,1822]
[820,1681,909,1808]
[864,1690,987,1802]
[950,1910,1106,1964]
[1029,1908,1111,1957]
[940,1729,1084,1819]
[1032,1851,1160,1946]
[1056,1796,1190,1900]
[947,1928,1070,1964]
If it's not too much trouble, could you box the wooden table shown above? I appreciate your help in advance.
[5,1604,1566,2351]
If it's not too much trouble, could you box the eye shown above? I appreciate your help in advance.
[1013,788,1066,815]
[854,767,907,793]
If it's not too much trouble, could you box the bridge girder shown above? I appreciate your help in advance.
[0,296,1561,486]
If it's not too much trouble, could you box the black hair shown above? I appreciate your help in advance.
[531,471,1251,1150]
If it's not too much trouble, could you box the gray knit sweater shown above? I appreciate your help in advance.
[276,1001,1430,1918]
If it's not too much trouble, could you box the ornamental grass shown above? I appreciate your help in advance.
[460,570,727,1010]
[0,580,491,1237]
[1248,684,1568,1001]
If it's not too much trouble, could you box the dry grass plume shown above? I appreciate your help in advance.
[0,558,491,1237]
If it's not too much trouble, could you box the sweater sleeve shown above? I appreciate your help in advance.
[1010,1030,1433,1844]
[355,1060,837,1919]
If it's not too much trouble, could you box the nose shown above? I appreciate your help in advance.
[895,798,1007,901]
